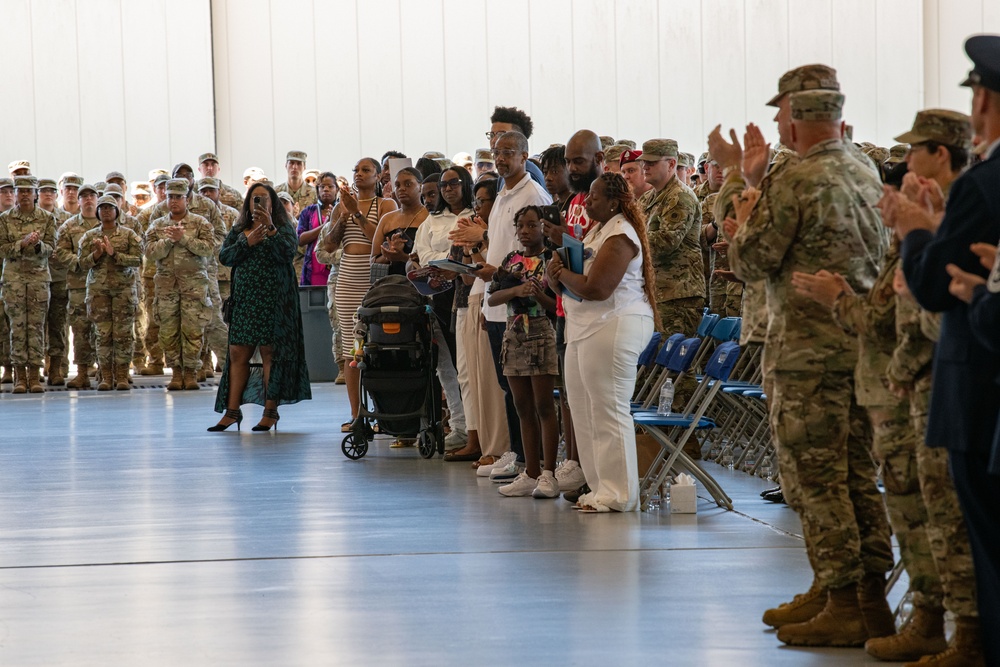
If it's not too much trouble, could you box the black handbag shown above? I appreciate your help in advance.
[221,266,235,324]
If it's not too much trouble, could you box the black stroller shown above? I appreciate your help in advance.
[341,276,444,460]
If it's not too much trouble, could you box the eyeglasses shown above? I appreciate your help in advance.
[473,198,493,209]
[439,179,462,190]
[485,131,503,140]
[491,149,518,159]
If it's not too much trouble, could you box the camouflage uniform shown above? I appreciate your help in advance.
[218,183,243,211]
[197,178,238,370]
[145,207,215,373]
[56,210,101,371]
[0,198,57,373]
[729,95,892,590]
[136,201,164,367]
[275,181,318,215]
[79,202,143,383]
[40,200,71,376]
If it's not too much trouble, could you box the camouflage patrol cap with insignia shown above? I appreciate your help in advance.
[94,181,107,195]
[865,146,890,165]
[14,176,39,190]
[304,169,320,182]
[285,150,307,163]
[885,145,909,164]
[8,159,31,175]
[277,192,294,205]
[105,171,126,184]
[604,145,627,165]
[96,194,120,214]
[165,178,190,196]
[103,183,124,197]
[171,163,193,178]
[60,173,83,188]
[789,90,845,121]
[198,152,219,164]
[78,183,99,197]
[197,177,220,192]
[599,136,615,151]
[0,178,13,190]
[960,34,1000,94]
[677,152,695,169]
[474,148,494,164]
[617,139,637,149]
[148,169,168,182]
[637,139,679,161]
[37,178,58,191]
[767,64,840,107]
[131,181,151,196]
[153,174,170,186]
[894,109,973,150]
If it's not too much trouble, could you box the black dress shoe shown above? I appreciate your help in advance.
[762,487,785,504]
[760,485,781,498]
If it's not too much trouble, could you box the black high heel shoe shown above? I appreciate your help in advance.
[252,408,280,432]
[208,408,243,432]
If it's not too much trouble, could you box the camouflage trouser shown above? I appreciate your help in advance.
[869,400,942,609]
[132,279,146,366]
[1,282,50,366]
[770,370,894,589]
[156,282,212,371]
[142,275,162,363]
[87,285,137,368]
[911,381,979,617]
[0,294,9,365]
[710,277,743,319]
[67,288,96,367]
[656,296,705,408]
[327,278,341,360]
[201,276,229,362]
[46,280,68,361]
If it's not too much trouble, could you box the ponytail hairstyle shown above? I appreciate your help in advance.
[595,172,662,331]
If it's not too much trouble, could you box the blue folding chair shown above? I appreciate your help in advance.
[633,333,685,408]
[632,331,663,393]
[637,337,702,411]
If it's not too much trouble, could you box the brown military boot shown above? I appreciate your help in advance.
[97,366,113,391]
[26,367,44,393]
[196,367,207,382]
[866,605,947,661]
[762,581,827,628]
[87,365,98,377]
[777,584,869,647]
[48,357,66,386]
[166,368,183,391]
[140,361,163,376]
[200,354,215,379]
[903,617,986,667]
[43,357,50,377]
[66,365,92,390]
[11,367,27,394]
[183,368,200,390]
[335,359,346,385]
[1,366,12,384]
[858,573,897,639]
[115,366,131,391]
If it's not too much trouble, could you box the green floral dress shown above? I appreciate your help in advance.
[214,223,312,412]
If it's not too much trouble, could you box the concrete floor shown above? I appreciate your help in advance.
[0,382,900,666]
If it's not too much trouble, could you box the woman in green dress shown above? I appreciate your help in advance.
[209,183,311,432]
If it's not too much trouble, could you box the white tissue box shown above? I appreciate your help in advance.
[670,483,697,513]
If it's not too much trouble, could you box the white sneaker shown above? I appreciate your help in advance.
[477,451,517,478]
[498,472,537,497]
[489,458,521,482]
[444,429,467,450]
[532,470,560,499]
[554,460,586,492]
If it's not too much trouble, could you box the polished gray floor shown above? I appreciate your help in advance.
[0,383,899,666]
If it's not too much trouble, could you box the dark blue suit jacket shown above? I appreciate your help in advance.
[901,149,1000,459]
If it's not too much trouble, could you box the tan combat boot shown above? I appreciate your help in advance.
[47,357,66,386]
[166,368,183,391]
[87,365,98,377]
[97,366,113,391]
[777,584,869,647]
[66,365,92,390]
[196,367,207,382]
[858,573,897,640]
[866,605,947,661]
[183,368,200,390]
[26,367,44,393]
[11,367,27,394]
[903,616,986,667]
[335,359,346,385]
[762,581,827,628]
[1,366,12,384]
[115,366,131,391]
[200,353,215,379]
[140,361,163,376]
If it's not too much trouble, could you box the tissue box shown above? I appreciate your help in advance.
[670,482,697,513]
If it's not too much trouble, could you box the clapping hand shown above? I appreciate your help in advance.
[517,276,543,298]
[970,243,998,272]
[791,269,854,308]
[742,123,771,188]
[449,216,487,247]
[722,187,761,240]
[20,231,40,248]
[91,237,105,259]
[339,186,359,216]
[945,263,986,304]
[103,235,115,256]
[165,224,185,242]
[707,124,742,171]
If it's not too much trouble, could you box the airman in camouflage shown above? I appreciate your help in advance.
[637,139,705,337]
[34,178,70,383]
[145,179,215,391]
[0,176,57,393]
[79,196,143,391]
[729,89,894,648]
[198,152,244,210]
[275,150,318,216]
[56,183,101,389]
[136,173,170,373]
[0,178,13,383]
[196,177,237,376]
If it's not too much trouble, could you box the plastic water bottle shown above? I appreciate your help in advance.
[657,378,674,416]
[647,486,661,511]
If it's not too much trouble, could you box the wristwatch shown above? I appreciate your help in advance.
[482,229,489,244]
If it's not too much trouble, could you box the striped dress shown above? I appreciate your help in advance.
[334,198,380,358]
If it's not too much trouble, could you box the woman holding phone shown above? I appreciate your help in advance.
[209,183,311,432]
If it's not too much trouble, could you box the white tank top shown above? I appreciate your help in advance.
[563,214,653,341]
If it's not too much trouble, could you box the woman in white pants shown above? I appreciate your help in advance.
[548,173,658,512]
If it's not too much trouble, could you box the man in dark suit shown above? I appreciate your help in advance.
[888,33,1000,667]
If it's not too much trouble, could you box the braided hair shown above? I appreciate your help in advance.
[595,172,662,331]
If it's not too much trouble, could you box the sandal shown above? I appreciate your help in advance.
[390,438,416,448]
[341,420,354,433]
[444,448,482,462]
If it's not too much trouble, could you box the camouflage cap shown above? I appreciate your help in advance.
[422,151,446,160]
[789,90,844,121]
[152,174,170,186]
[60,173,83,188]
[0,178,13,190]
[14,175,39,190]
[243,167,266,180]
[165,178,190,196]
[131,181,152,196]
[960,35,1000,94]
[94,181,107,193]
[893,108,973,149]
[865,146,890,165]
[105,170,126,183]
[599,136,615,150]
[617,139,637,149]
[452,152,473,167]
[277,191,294,204]
[285,150,307,163]
[78,183,99,197]
[148,168,168,181]
[96,194,120,213]
[197,177,220,191]
[604,144,627,164]
[884,144,909,164]
[433,158,454,170]
[171,163,193,177]
[103,183,124,196]
[198,152,219,164]
[677,152,695,168]
[474,148,494,163]
[697,151,710,166]
[767,64,840,107]
[620,149,643,166]
[304,169,320,182]
[37,178,58,191]
[637,139,679,161]
[8,159,31,173]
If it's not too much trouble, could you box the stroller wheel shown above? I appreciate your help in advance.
[342,433,369,460]
[418,430,437,459]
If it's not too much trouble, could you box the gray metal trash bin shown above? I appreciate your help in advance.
[299,286,337,382]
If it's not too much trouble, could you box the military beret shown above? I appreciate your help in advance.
[474,148,494,164]
[677,152,695,168]
[165,178,190,196]
[8,159,31,174]
[604,145,627,164]
[131,181,152,196]
[616,139,637,149]
[768,64,840,107]
[285,150,307,163]
[894,109,973,150]
[14,176,39,190]
[78,183,99,196]
[599,136,615,150]
[198,152,219,164]
[960,34,1000,94]
[37,178,58,191]
[277,191,294,204]
[96,195,120,212]
[884,144,909,164]
[153,174,170,186]
[637,139,679,161]
[103,183,124,196]
[197,177,220,191]
[0,178,14,190]
[60,173,83,188]
[789,90,844,121]
[620,149,643,167]
[148,169,168,181]
[105,171,126,183]
[171,163,193,178]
